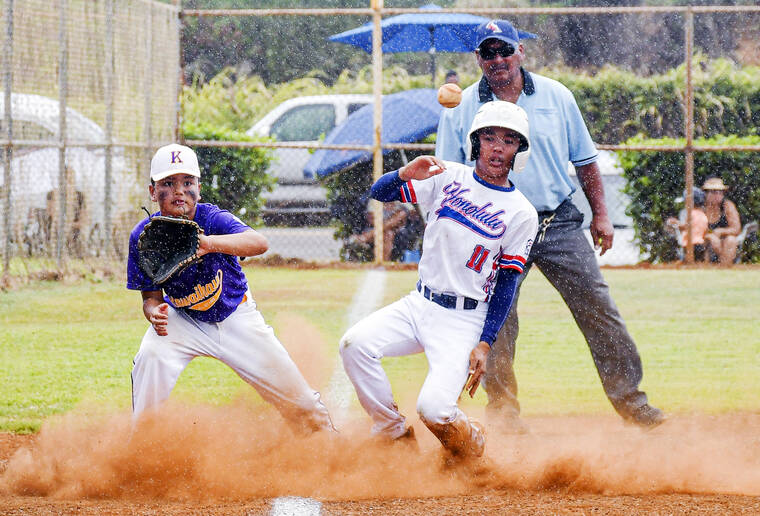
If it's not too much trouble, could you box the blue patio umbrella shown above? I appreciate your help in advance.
[303,88,441,179]
[328,4,537,84]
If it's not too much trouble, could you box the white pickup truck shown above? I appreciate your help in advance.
[246,94,372,225]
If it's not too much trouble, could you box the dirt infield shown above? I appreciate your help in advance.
[2,409,760,514]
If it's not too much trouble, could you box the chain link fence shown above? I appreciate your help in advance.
[1,0,178,279]
[180,4,760,267]
[3,3,759,276]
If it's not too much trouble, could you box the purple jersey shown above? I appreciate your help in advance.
[127,203,251,323]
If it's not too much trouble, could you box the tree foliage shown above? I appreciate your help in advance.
[180,1,760,87]
[181,64,480,132]
[182,122,275,225]
[552,57,760,144]
[181,0,440,85]
[183,56,760,143]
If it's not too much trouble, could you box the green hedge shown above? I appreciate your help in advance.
[550,58,760,144]
[182,123,275,225]
[183,58,760,142]
[619,134,760,263]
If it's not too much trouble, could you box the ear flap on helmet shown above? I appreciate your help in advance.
[468,131,481,161]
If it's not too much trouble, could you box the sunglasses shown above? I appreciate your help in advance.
[477,44,516,60]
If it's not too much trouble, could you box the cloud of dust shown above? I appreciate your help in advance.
[477,413,760,496]
[1,408,760,502]
[272,312,331,390]
[0,404,470,502]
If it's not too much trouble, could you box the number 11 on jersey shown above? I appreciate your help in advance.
[466,245,490,273]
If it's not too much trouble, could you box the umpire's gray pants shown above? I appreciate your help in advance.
[484,199,649,419]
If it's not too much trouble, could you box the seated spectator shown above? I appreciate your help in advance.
[389,206,424,262]
[349,202,418,262]
[444,70,459,85]
[702,176,742,265]
[667,187,708,261]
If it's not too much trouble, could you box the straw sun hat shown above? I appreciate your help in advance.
[702,177,728,191]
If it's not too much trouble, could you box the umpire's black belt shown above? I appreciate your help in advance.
[417,281,479,310]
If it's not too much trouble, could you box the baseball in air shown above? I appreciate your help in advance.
[437,83,462,108]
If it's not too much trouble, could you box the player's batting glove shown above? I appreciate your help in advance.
[138,215,203,284]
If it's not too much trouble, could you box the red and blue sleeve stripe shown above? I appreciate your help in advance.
[400,181,417,203]
[498,254,526,273]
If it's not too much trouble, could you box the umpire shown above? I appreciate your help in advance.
[435,19,664,431]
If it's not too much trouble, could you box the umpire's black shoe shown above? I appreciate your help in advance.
[625,404,666,429]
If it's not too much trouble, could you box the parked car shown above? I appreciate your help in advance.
[246,94,372,225]
[0,92,139,257]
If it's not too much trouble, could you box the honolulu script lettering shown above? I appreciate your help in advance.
[437,181,506,237]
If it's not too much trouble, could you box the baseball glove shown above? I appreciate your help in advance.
[137,215,203,284]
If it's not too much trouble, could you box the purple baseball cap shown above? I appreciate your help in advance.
[474,19,538,50]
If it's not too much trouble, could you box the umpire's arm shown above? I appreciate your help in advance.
[576,162,614,254]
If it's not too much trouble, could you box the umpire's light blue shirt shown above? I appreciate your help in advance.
[435,70,598,213]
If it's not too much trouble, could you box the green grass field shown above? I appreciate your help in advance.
[1,266,758,433]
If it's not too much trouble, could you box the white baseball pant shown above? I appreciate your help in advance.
[131,292,333,433]
[340,288,487,439]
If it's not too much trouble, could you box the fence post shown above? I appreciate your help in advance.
[104,0,114,257]
[2,0,13,278]
[56,0,69,269]
[175,0,183,144]
[144,1,154,187]
[371,0,384,264]
[683,8,695,264]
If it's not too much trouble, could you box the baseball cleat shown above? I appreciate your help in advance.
[625,403,666,429]
[393,425,420,451]
[468,418,486,458]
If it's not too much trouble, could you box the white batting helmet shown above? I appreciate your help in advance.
[466,101,531,173]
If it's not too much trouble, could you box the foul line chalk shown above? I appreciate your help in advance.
[325,268,386,420]
[271,270,386,515]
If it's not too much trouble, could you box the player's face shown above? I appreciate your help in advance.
[474,127,522,186]
[476,40,524,89]
[150,173,201,219]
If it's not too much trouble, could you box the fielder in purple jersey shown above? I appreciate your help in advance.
[128,203,251,323]
[127,143,334,434]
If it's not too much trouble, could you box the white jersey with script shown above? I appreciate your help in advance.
[400,161,538,301]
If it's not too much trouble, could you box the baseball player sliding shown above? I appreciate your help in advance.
[127,144,334,434]
[340,102,538,458]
